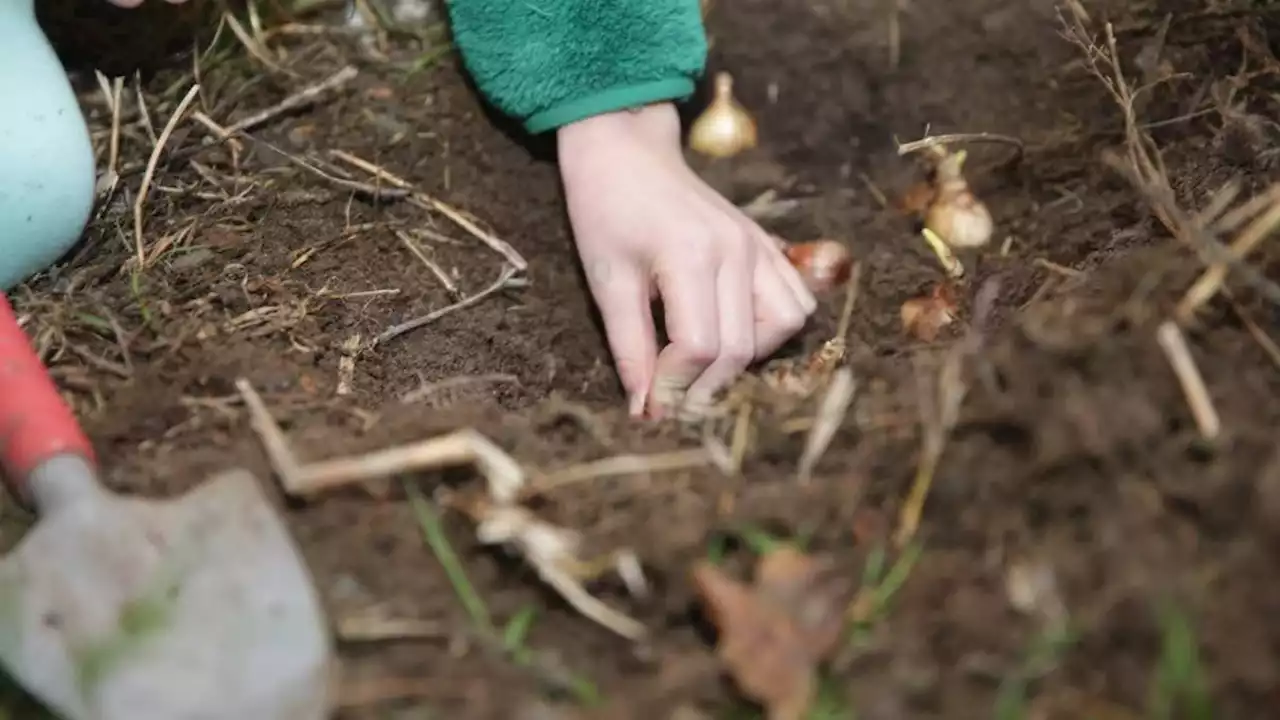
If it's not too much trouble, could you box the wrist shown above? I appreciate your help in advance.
[556,102,679,164]
[558,102,668,139]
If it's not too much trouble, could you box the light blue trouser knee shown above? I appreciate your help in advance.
[0,0,96,292]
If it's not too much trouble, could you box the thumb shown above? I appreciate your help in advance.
[584,257,657,416]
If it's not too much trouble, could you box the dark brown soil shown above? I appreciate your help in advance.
[8,0,1280,717]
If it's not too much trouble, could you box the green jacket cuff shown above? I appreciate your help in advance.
[445,0,707,135]
[524,78,696,133]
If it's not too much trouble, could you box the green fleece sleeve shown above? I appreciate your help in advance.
[443,0,708,134]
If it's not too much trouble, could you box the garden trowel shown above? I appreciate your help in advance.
[0,295,335,720]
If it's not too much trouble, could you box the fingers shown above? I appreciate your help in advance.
[651,229,813,416]
[759,232,818,315]
[685,245,757,409]
[650,253,721,415]
[752,248,814,358]
[688,179,816,318]
[585,258,658,417]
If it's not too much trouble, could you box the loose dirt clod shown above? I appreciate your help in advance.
[692,547,856,720]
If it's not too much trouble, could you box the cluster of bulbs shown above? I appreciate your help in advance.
[683,21,996,341]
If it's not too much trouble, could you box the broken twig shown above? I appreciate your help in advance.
[372,264,522,347]
[1156,320,1220,442]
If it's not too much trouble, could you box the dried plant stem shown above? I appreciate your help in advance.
[1155,321,1220,442]
[396,230,461,298]
[1223,292,1280,371]
[95,72,124,194]
[221,65,358,137]
[373,264,522,347]
[330,150,529,271]
[835,262,862,342]
[191,112,405,200]
[1176,196,1280,322]
[133,84,201,268]
[1061,9,1280,308]
[897,132,1025,165]
[221,9,289,74]
[238,378,528,501]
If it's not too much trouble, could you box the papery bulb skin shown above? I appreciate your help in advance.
[689,72,759,159]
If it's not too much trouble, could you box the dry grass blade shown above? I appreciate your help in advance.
[330,149,530,271]
[1176,193,1280,322]
[396,230,461,298]
[835,262,862,344]
[134,72,158,145]
[1223,292,1280,371]
[1155,320,1221,442]
[221,65,358,137]
[120,65,359,182]
[222,8,290,74]
[192,113,407,200]
[95,72,124,198]
[133,83,200,268]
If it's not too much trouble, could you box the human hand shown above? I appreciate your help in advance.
[557,102,817,418]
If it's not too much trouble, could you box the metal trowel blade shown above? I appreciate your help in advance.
[0,468,334,720]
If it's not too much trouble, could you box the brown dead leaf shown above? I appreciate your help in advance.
[692,547,855,720]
